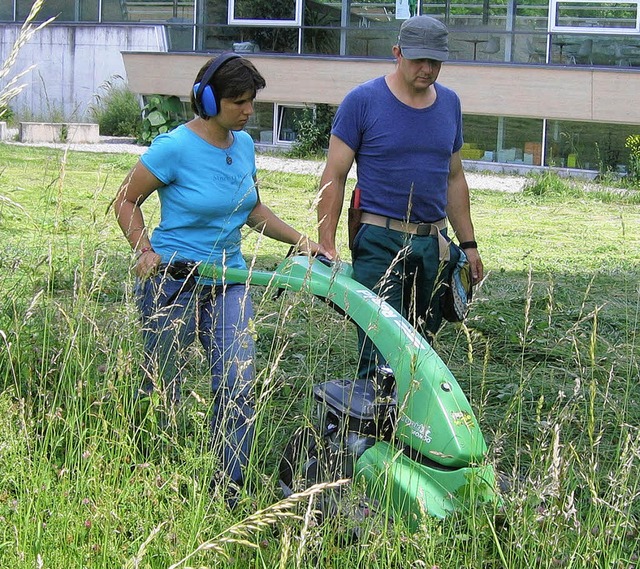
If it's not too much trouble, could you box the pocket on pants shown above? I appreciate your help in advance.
[350,223,371,259]
[136,274,189,319]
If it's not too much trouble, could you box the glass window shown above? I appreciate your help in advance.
[101,0,127,21]
[302,0,341,55]
[549,0,640,34]
[77,0,98,21]
[18,0,73,20]
[346,27,397,57]
[351,1,397,24]
[545,120,637,171]
[276,104,308,143]
[240,26,299,52]
[105,0,194,23]
[245,101,274,144]
[514,0,550,30]
[0,1,14,20]
[462,115,544,165]
[229,0,303,26]
[424,0,510,28]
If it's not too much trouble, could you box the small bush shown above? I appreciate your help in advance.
[288,104,335,158]
[138,94,186,145]
[625,134,640,183]
[0,105,15,124]
[90,77,142,137]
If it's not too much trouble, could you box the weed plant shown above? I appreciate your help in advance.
[0,144,638,567]
[90,77,142,138]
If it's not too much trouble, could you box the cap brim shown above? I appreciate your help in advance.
[401,47,449,61]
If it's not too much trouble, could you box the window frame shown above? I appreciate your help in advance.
[548,0,640,34]
[274,103,313,145]
[228,0,303,27]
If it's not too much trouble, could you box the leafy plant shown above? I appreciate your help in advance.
[287,104,335,158]
[138,94,186,145]
[625,134,640,183]
[0,104,14,123]
[560,130,581,167]
[90,76,142,137]
[595,133,621,177]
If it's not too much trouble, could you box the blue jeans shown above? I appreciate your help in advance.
[136,274,255,486]
[351,224,458,378]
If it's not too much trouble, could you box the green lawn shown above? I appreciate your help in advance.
[0,143,638,568]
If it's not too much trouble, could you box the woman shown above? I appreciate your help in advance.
[114,53,326,503]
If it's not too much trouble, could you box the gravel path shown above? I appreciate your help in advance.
[6,135,528,193]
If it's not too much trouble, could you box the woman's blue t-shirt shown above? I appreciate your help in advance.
[331,77,463,223]
[141,124,258,271]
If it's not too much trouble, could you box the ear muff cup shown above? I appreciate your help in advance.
[193,53,241,117]
[197,85,218,117]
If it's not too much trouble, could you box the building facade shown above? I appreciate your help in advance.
[2,0,640,174]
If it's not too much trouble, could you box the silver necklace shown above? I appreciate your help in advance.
[224,133,233,165]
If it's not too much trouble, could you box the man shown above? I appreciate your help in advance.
[317,15,483,378]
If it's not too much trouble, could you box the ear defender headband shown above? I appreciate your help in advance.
[193,53,242,117]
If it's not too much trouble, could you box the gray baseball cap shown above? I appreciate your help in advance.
[397,16,449,61]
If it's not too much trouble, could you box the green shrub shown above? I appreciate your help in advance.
[137,94,186,145]
[288,104,335,158]
[90,77,142,137]
[0,105,15,124]
[625,134,640,183]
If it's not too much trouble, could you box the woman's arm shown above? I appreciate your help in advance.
[114,161,164,278]
[247,196,328,258]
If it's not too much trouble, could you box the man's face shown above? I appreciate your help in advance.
[396,47,443,91]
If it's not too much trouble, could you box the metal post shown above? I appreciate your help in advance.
[541,118,548,167]
[505,0,516,62]
[340,0,349,56]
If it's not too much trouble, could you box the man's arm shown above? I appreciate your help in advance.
[317,135,356,259]
[445,151,484,284]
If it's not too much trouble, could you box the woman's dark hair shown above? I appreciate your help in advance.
[190,56,266,118]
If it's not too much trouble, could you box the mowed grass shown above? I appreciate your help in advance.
[0,143,638,568]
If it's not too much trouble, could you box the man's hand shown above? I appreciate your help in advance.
[463,247,483,284]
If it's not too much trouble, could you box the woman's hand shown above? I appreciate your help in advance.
[295,236,333,261]
[134,249,161,279]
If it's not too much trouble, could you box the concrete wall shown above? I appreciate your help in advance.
[0,24,168,121]
[19,121,100,143]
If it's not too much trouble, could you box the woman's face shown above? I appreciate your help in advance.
[215,90,255,130]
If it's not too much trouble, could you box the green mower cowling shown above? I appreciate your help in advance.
[199,254,499,525]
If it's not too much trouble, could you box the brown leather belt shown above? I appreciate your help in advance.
[360,212,450,261]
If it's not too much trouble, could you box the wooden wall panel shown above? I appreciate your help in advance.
[122,52,640,125]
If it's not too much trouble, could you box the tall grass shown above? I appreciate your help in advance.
[0,144,638,567]
[0,0,55,119]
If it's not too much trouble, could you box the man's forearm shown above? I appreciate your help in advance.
[317,176,346,252]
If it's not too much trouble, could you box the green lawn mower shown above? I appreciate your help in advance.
[200,254,499,530]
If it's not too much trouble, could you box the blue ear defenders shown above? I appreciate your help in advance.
[193,53,241,117]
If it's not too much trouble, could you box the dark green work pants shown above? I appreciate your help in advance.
[351,223,459,379]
